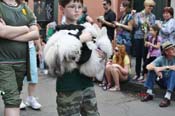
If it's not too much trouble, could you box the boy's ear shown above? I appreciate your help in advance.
[59,5,64,13]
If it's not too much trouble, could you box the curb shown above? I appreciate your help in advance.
[121,80,175,100]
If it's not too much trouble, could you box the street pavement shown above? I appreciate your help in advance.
[0,73,175,116]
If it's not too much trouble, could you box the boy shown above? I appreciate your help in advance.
[56,0,100,115]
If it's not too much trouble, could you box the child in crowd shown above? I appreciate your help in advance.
[55,0,103,115]
[140,25,162,82]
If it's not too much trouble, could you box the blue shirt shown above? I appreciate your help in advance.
[159,18,175,44]
[134,10,156,39]
[117,13,133,46]
[152,56,175,77]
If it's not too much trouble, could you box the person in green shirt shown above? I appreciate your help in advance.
[0,0,39,116]
[55,0,102,115]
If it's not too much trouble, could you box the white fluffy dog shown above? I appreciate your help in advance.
[44,23,112,81]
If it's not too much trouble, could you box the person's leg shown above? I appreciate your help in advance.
[166,71,175,92]
[105,64,112,88]
[110,68,120,90]
[4,108,19,116]
[110,67,128,91]
[135,39,144,78]
[81,87,100,116]
[28,83,37,96]
[144,71,157,89]
[139,57,156,82]
[0,64,26,116]
[141,70,157,102]
[25,46,41,110]
[158,71,175,107]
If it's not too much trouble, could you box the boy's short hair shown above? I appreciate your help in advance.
[59,0,83,7]
[103,0,111,5]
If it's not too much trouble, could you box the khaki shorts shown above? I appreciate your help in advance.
[56,87,100,116]
[0,63,26,108]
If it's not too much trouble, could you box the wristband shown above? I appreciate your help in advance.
[166,66,169,70]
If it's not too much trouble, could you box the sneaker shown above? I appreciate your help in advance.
[20,100,26,110]
[25,96,42,110]
[109,86,120,91]
[132,75,139,80]
[137,76,144,81]
[43,69,48,75]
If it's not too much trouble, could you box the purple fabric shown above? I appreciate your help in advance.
[147,36,162,57]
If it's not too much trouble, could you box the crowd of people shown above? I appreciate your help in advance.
[0,0,175,116]
[98,0,175,108]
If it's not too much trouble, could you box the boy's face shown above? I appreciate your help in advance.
[61,1,83,24]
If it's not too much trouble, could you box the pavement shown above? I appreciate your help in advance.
[1,71,175,116]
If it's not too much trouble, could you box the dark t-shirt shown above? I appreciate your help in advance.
[56,69,93,92]
[103,9,116,41]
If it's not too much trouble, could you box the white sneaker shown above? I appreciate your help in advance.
[137,76,144,81]
[20,100,26,110]
[43,69,48,75]
[109,86,120,91]
[25,96,42,110]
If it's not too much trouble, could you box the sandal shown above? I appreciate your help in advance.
[106,84,112,89]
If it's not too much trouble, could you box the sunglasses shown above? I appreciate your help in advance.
[103,3,107,6]
[114,49,119,52]
[148,5,154,8]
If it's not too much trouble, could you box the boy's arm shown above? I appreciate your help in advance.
[79,31,93,43]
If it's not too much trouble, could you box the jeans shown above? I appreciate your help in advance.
[144,70,175,92]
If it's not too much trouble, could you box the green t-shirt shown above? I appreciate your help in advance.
[56,69,93,92]
[0,2,36,63]
[46,28,54,42]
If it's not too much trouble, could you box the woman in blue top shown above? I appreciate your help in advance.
[158,7,175,44]
[114,0,133,55]
[133,0,156,80]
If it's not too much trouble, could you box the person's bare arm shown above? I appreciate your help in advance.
[34,38,42,61]
[0,19,29,39]
[114,19,133,32]
[147,63,168,71]
[147,63,169,78]
[101,19,115,28]
[12,25,39,42]
[86,16,94,24]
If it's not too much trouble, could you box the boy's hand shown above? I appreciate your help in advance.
[96,49,105,58]
[79,32,92,43]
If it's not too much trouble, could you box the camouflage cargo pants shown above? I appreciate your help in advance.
[56,87,100,116]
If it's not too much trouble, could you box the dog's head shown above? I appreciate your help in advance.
[63,47,81,63]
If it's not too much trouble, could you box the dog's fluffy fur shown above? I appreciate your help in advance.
[44,23,112,81]
[44,29,82,76]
